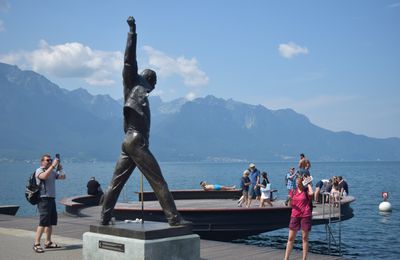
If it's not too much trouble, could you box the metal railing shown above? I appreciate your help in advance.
[321,192,342,255]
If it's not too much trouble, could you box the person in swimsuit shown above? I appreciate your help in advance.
[298,153,311,176]
[199,181,236,191]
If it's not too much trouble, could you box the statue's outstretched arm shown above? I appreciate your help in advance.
[123,16,138,84]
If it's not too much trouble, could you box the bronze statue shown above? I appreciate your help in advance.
[101,16,184,226]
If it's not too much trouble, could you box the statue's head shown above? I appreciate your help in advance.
[141,69,157,91]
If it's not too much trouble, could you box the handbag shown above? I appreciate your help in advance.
[261,183,271,192]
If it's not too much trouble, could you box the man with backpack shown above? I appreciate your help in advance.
[32,154,66,253]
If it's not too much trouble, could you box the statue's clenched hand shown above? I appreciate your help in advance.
[127,16,136,33]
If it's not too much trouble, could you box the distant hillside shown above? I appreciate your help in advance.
[0,63,122,161]
[150,95,400,161]
[1,62,399,162]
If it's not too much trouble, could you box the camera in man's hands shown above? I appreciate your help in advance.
[54,154,63,174]
[302,176,313,187]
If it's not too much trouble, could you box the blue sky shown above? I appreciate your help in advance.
[0,0,399,138]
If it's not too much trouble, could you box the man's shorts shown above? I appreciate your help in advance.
[248,184,261,198]
[315,180,323,189]
[255,187,261,197]
[299,169,310,177]
[289,216,312,231]
[37,197,58,227]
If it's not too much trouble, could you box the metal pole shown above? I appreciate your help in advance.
[328,194,332,255]
[124,184,128,202]
[339,198,342,255]
[140,172,144,223]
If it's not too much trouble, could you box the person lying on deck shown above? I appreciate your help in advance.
[199,181,236,191]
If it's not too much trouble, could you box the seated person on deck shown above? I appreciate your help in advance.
[337,176,349,197]
[314,178,332,203]
[330,177,340,207]
[87,177,103,197]
[200,181,236,191]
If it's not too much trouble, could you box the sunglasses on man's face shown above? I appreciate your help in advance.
[42,158,52,162]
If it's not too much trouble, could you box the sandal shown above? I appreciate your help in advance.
[33,244,44,253]
[44,241,61,249]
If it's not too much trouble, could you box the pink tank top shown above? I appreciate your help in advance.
[290,189,312,217]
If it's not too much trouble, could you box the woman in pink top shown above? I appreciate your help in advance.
[284,175,314,260]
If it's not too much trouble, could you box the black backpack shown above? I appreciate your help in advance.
[25,171,45,205]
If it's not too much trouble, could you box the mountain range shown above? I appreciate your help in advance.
[1,62,399,162]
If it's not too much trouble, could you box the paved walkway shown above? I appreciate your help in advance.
[0,227,82,260]
[0,213,345,260]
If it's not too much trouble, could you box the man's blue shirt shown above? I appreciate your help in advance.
[249,169,260,185]
[286,172,297,190]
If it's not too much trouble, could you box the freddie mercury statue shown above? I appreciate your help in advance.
[101,16,184,226]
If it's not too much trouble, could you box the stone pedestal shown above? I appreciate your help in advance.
[82,221,200,260]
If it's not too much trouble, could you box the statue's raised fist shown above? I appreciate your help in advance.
[127,16,136,26]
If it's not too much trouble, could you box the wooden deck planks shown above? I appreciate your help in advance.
[115,196,355,220]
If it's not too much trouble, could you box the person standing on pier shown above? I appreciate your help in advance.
[298,153,311,176]
[284,175,314,260]
[238,170,251,207]
[33,154,66,253]
[100,16,184,226]
[246,163,261,207]
[285,167,297,206]
[258,172,273,207]
[337,176,349,197]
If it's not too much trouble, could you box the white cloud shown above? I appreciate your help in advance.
[278,42,309,59]
[0,0,10,31]
[0,40,208,92]
[185,92,196,101]
[0,40,123,86]
[142,45,209,86]
[151,89,164,97]
[388,2,400,8]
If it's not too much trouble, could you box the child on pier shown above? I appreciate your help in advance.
[237,170,251,207]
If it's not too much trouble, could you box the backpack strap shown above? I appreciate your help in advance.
[36,168,47,195]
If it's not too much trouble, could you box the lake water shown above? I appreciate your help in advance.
[1,161,399,259]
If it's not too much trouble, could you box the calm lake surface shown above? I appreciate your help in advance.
[1,161,399,259]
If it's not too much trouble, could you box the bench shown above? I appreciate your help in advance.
[59,195,101,216]
[269,189,278,201]
[0,205,20,216]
